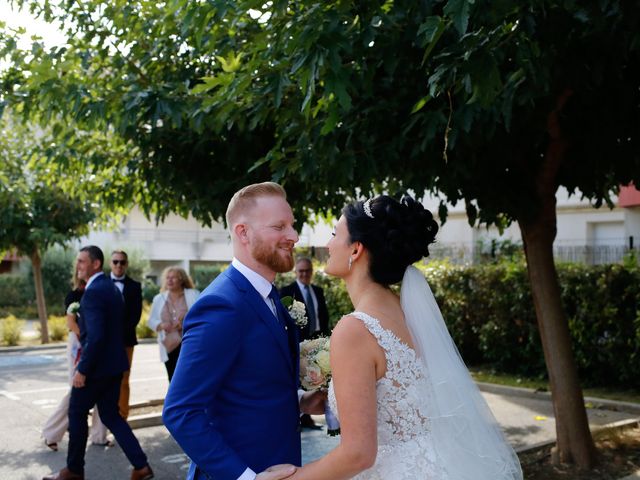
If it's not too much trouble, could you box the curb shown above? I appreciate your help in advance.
[514,418,640,455]
[128,399,164,430]
[477,382,640,415]
[0,337,157,354]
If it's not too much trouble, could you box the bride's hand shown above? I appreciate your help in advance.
[257,464,297,479]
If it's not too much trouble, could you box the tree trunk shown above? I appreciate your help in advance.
[31,249,49,344]
[519,212,596,467]
[516,87,596,468]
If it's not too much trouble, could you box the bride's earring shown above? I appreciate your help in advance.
[348,257,353,271]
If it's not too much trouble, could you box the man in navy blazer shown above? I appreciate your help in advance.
[163,182,325,480]
[44,246,152,480]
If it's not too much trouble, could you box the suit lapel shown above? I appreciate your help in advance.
[226,267,294,375]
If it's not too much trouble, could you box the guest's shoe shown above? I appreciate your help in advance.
[91,439,114,447]
[300,414,322,429]
[44,439,58,451]
[131,464,154,480]
[42,467,84,480]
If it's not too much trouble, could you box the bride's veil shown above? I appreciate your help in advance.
[401,265,523,480]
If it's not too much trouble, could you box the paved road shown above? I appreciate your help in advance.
[0,342,637,479]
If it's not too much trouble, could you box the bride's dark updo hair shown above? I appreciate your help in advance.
[343,195,438,285]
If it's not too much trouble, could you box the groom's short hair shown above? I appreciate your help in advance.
[226,182,287,227]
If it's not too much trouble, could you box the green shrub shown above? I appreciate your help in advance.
[137,303,156,339]
[0,275,34,308]
[46,315,68,342]
[192,264,227,291]
[1,315,25,346]
[142,279,160,304]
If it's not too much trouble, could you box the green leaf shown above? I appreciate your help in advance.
[444,0,473,35]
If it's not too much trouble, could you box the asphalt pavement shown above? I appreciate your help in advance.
[0,341,638,479]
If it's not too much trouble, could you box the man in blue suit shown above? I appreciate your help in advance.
[44,246,153,480]
[163,182,324,480]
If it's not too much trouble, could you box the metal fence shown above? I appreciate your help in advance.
[428,242,639,266]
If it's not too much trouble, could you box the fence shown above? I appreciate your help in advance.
[428,241,638,266]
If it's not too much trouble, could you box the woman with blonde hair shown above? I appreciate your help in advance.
[148,266,199,381]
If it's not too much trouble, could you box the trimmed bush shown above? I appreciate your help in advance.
[46,315,69,342]
[192,264,226,291]
[137,303,156,339]
[1,315,25,346]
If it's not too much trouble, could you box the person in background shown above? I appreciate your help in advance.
[147,266,199,382]
[109,250,143,420]
[280,257,330,429]
[280,257,330,341]
[43,245,152,480]
[42,271,109,451]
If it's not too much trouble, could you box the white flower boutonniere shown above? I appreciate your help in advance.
[67,302,80,315]
[280,296,308,327]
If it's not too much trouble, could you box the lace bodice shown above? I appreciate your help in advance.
[328,311,433,446]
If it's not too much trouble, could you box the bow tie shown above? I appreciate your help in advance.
[112,278,125,283]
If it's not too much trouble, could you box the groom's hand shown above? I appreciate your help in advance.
[300,390,327,415]
[257,464,297,479]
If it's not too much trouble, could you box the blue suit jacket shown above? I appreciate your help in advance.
[77,273,129,379]
[163,265,301,480]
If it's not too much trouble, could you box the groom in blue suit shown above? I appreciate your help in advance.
[163,182,325,480]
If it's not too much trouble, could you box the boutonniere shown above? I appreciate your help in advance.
[280,296,308,327]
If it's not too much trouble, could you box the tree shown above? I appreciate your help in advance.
[0,115,98,342]
[2,0,640,466]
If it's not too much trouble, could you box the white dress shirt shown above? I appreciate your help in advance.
[110,273,126,293]
[85,271,104,290]
[231,258,276,480]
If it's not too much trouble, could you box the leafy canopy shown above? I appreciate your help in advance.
[1,0,639,226]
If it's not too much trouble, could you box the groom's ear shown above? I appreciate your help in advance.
[234,223,250,243]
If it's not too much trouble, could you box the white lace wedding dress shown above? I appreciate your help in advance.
[327,311,449,480]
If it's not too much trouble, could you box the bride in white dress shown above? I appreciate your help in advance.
[276,195,522,480]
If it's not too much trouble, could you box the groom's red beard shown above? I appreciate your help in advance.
[251,238,295,273]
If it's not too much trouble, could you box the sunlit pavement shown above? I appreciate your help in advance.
[1,342,638,479]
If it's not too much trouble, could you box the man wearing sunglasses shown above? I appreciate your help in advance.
[110,250,143,421]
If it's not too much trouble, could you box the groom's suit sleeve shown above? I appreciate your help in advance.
[162,292,249,480]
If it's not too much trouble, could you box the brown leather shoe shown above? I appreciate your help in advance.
[42,467,84,480]
[131,465,154,480]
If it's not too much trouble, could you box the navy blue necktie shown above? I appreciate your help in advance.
[268,286,287,328]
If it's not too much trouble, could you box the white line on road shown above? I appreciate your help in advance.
[0,390,20,400]
[6,376,167,396]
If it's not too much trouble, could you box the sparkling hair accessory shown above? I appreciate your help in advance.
[363,199,374,219]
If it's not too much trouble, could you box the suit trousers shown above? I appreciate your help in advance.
[118,346,134,419]
[68,374,147,474]
[43,333,107,444]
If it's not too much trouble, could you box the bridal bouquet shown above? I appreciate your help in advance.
[299,336,340,435]
[299,336,331,390]
[66,302,80,315]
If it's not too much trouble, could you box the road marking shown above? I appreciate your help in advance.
[7,376,167,396]
[162,454,190,464]
[0,390,20,400]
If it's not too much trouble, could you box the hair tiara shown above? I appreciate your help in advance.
[363,199,374,219]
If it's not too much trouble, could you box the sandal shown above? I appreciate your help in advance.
[45,440,58,451]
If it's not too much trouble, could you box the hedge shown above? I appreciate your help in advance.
[281,259,639,388]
